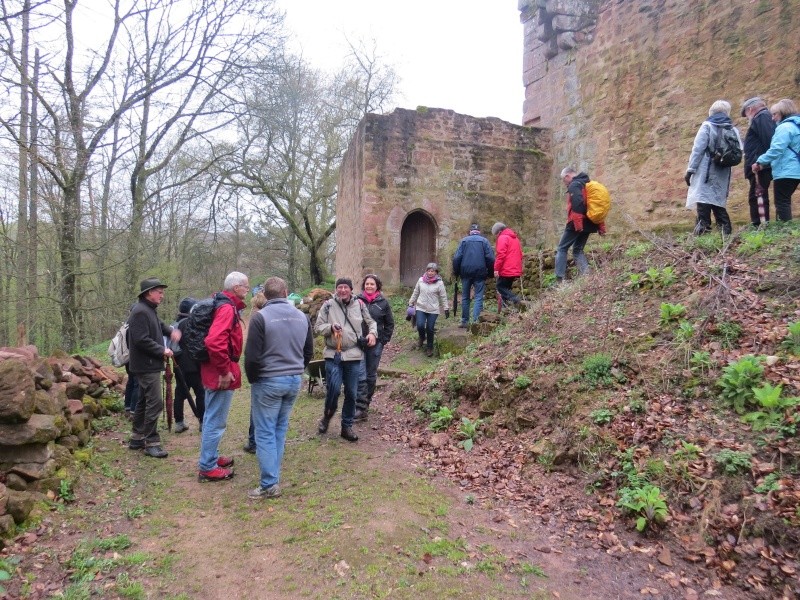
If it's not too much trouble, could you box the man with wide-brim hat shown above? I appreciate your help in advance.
[128,277,181,458]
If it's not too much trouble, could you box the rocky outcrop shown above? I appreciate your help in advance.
[0,346,125,547]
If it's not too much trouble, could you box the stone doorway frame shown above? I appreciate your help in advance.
[399,210,438,286]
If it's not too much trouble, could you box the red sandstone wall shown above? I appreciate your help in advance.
[335,108,552,287]
[521,0,800,229]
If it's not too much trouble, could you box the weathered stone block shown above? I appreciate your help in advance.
[0,359,35,424]
[6,489,36,524]
[0,415,59,446]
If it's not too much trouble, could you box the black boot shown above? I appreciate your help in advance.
[341,426,359,442]
[318,408,335,434]
[354,408,368,422]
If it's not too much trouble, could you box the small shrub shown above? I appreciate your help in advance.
[689,350,713,375]
[674,320,694,343]
[581,353,616,388]
[659,303,686,326]
[457,417,483,452]
[58,479,76,503]
[714,449,752,475]
[781,321,800,354]
[590,408,614,425]
[624,242,652,259]
[754,472,781,494]
[514,375,532,389]
[673,441,702,461]
[714,320,743,349]
[428,406,455,432]
[740,383,800,433]
[617,484,668,532]
[718,355,765,414]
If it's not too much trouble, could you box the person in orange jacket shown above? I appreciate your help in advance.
[555,167,605,283]
[491,222,523,308]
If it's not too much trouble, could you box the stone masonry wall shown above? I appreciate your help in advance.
[520,0,800,230]
[335,108,552,287]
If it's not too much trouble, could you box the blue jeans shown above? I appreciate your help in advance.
[416,311,438,350]
[324,358,360,427]
[124,367,139,412]
[198,388,234,472]
[555,227,591,279]
[460,276,485,324]
[251,375,301,489]
[356,342,384,410]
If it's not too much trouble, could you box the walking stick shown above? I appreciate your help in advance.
[755,174,768,224]
[171,360,199,419]
[453,279,459,319]
[164,357,174,431]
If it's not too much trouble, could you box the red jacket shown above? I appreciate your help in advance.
[200,290,246,390]
[494,228,523,277]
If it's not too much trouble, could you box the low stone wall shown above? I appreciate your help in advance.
[0,345,126,546]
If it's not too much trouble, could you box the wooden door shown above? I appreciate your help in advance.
[400,211,437,286]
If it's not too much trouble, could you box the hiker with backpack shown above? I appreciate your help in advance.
[555,167,607,284]
[752,98,800,222]
[127,277,181,459]
[491,222,524,308]
[741,97,777,227]
[451,223,495,328]
[196,271,249,482]
[684,100,742,235]
[171,297,205,434]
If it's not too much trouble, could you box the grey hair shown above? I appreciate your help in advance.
[223,271,248,291]
[771,98,799,120]
[491,222,506,236]
[708,100,731,117]
[560,166,577,178]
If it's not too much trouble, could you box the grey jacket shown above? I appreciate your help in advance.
[244,298,314,382]
[315,296,377,361]
[686,120,742,208]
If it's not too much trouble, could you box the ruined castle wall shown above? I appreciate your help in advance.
[521,0,800,230]
[335,108,552,287]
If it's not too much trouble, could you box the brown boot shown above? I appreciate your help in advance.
[340,426,359,442]
[318,408,335,434]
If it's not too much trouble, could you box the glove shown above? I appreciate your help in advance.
[598,222,607,236]
[445,309,450,319]
[684,171,692,187]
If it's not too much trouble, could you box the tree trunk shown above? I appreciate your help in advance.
[15,0,30,339]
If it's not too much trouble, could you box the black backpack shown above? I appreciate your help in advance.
[709,124,743,167]
[182,293,235,362]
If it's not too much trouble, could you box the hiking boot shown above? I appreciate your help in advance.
[318,408,335,434]
[217,456,234,468]
[341,426,359,442]
[458,322,468,329]
[128,439,145,450]
[418,338,424,349]
[247,484,281,499]
[125,410,134,421]
[143,445,168,458]
[242,443,256,454]
[198,467,234,482]
[174,421,188,434]
[425,348,434,357]
[354,408,368,422]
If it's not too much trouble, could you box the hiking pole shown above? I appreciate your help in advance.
[755,174,768,224]
[164,357,174,431]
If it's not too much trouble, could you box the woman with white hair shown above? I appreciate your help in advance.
[684,100,742,235]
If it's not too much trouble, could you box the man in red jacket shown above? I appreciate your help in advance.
[491,222,524,308]
[197,271,249,482]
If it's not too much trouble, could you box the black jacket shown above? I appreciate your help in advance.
[744,108,776,177]
[357,292,395,345]
[127,298,173,374]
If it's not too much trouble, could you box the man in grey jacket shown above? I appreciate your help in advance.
[244,277,313,499]
[314,277,377,442]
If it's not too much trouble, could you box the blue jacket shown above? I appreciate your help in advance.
[756,115,800,180]
[452,233,495,279]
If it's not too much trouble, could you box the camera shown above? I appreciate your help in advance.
[356,336,368,351]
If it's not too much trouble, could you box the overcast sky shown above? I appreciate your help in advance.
[276,1,525,124]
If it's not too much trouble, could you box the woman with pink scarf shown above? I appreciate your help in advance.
[408,263,449,357]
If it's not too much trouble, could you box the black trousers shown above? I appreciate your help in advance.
[774,178,799,222]
[174,369,204,423]
[695,203,731,235]
[747,171,772,225]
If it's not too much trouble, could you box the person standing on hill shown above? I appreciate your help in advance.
[244,277,313,499]
[197,271,248,482]
[452,223,495,328]
[741,97,777,227]
[684,100,740,235]
[408,263,449,357]
[127,278,181,458]
[555,167,602,284]
[172,297,204,434]
[753,98,800,222]
[491,222,523,308]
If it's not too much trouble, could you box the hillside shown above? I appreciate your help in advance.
[384,222,800,598]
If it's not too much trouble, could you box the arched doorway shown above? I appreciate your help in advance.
[400,211,437,286]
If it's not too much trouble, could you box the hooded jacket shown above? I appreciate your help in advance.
[199,289,246,391]
[356,292,395,345]
[494,228,523,277]
[756,115,800,180]
[686,114,742,208]
[565,172,600,234]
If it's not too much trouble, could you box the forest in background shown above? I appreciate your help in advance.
[0,0,398,353]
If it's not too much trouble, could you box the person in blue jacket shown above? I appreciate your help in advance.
[451,224,495,328]
[753,98,800,222]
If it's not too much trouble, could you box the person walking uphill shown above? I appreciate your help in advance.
[244,277,313,500]
[491,222,523,308]
[684,100,741,235]
[555,167,603,283]
[197,271,249,482]
[741,97,777,226]
[408,263,449,357]
[355,274,395,421]
[752,98,800,222]
[315,278,377,442]
[128,277,181,458]
[452,224,495,328]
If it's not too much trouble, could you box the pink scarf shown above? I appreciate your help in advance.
[422,272,440,284]
[362,290,379,303]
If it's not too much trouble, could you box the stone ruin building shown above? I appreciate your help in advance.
[335,0,800,286]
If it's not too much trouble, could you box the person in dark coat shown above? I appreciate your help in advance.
[555,167,602,283]
[741,97,777,227]
[355,274,395,421]
[128,277,181,458]
[452,224,495,328]
[171,297,205,434]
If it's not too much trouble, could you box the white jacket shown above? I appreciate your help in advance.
[409,277,448,315]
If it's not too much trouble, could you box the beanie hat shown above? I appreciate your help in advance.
[335,277,353,290]
[469,223,480,234]
[179,297,197,315]
[491,222,506,236]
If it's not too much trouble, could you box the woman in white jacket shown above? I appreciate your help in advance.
[408,263,449,357]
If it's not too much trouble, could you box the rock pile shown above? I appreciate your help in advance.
[0,345,125,546]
